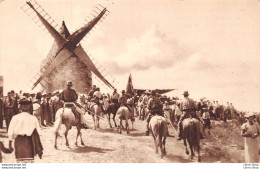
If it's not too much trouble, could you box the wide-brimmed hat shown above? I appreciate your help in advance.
[67,81,73,86]
[19,96,32,105]
[182,91,189,96]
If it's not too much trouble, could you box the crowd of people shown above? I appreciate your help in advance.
[0,90,63,130]
[0,83,259,163]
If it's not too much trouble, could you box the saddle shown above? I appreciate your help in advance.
[63,103,80,120]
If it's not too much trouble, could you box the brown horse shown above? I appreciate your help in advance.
[53,107,85,149]
[105,102,119,128]
[149,115,168,158]
[215,105,224,120]
[182,118,201,162]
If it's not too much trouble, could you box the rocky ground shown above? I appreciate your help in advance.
[0,114,255,163]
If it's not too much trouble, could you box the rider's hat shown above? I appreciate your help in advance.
[182,91,189,96]
[67,81,73,86]
[122,90,125,93]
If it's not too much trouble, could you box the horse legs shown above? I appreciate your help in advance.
[183,138,189,155]
[97,117,100,129]
[65,127,69,147]
[197,144,201,162]
[113,113,117,127]
[138,108,141,120]
[54,133,58,149]
[126,120,129,134]
[107,113,112,128]
[75,127,80,146]
[77,127,85,146]
[92,114,96,129]
[189,144,194,160]
[119,119,122,134]
[162,137,166,156]
[152,132,158,154]
[159,137,164,158]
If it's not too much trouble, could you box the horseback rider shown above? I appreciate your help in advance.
[177,91,204,140]
[111,89,120,104]
[119,90,127,106]
[90,87,105,113]
[145,91,164,136]
[61,81,88,129]
[141,91,150,116]
[88,85,97,98]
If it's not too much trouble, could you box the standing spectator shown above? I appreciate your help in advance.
[47,93,53,125]
[13,93,19,115]
[41,94,47,127]
[241,112,259,163]
[4,92,15,131]
[0,92,3,128]
[50,91,62,122]
[174,102,182,122]
[230,103,235,118]
[163,101,173,124]
[8,97,43,163]
[226,102,231,120]
[103,95,110,112]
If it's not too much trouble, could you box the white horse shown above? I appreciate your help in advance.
[53,107,85,149]
[149,115,168,158]
[116,106,134,134]
[85,101,103,129]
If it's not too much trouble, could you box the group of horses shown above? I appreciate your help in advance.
[51,98,202,162]
[53,99,135,149]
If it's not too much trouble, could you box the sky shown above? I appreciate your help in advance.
[0,0,260,112]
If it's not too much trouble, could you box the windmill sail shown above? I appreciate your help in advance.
[24,1,114,91]
[26,2,66,48]
[74,45,114,89]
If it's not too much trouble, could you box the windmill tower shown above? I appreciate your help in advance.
[40,21,93,93]
[22,0,115,94]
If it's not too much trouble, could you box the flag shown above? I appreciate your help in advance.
[126,74,134,97]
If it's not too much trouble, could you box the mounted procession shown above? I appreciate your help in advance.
[0,0,259,164]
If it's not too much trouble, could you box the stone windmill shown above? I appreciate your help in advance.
[21,0,115,93]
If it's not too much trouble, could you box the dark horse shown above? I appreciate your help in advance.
[182,118,201,162]
[214,105,224,120]
[105,102,120,128]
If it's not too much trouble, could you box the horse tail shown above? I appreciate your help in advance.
[53,108,63,135]
[191,121,199,150]
[155,119,163,149]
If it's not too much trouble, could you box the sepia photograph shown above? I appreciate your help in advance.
[0,0,259,167]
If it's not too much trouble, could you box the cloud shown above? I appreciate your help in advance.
[104,26,194,74]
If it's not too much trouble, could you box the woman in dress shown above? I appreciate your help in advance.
[241,112,259,163]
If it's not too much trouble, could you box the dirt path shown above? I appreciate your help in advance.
[0,114,226,163]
